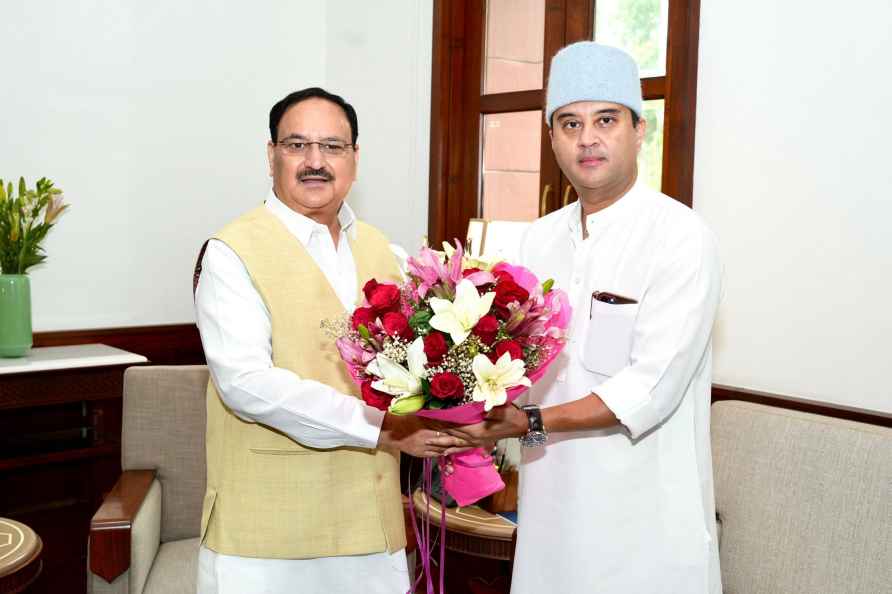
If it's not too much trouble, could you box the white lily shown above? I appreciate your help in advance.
[471,352,531,411]
[429,279,496,346]
[366,337,427,399]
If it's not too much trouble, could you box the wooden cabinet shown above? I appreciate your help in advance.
[0,345,146,594]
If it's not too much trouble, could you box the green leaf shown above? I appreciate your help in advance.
[542,279,554,294]
[357,324,371,340]
[0,176,65,274]
[409,309,433,328]
[408,309,433,334]
[427,399,446,409]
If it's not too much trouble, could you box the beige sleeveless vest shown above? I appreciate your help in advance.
[199,205,406,558]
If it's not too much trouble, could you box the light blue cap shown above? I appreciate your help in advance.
[545,42,642,127]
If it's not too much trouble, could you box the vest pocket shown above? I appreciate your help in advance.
[249,447,318,455]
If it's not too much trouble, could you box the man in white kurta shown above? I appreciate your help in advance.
[448,43,722,593]
[195,195,411,594]
[193,88,461,594]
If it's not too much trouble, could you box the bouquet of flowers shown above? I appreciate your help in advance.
[326,240,571,506]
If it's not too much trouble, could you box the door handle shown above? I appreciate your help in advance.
[562,185,574,207]
[539,184,552,217]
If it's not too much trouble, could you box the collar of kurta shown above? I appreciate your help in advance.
[567,180,645,240]
[265,190,358,246]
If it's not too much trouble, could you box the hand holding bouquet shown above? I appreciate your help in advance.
[326,241,571,505]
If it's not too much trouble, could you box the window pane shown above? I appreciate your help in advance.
[484,0,545,94]
[594,0,668,78]
[639,99,664,192]
[480,111,542,221]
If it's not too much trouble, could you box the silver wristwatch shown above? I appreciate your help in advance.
[519,404,548,447]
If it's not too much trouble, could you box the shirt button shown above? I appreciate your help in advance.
[573,277,582,285]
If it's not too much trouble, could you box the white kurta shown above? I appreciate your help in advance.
[194,193,410,594]
[511,182,723,594]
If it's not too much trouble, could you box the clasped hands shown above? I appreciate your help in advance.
[378,404,529,459]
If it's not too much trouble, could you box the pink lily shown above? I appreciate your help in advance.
[336,336,376,368]
[406,242,464,299]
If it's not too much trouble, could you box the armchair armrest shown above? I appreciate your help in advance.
[89,470,156,583]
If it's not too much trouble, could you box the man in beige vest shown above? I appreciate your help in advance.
[193,88,461,594]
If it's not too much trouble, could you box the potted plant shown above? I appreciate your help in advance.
[0,177,69,357]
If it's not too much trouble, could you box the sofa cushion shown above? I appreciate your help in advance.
[142,537,200,594]
[122,366,209,542]
[712,400,892,594]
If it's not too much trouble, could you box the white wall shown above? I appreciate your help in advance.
[326,0,433,253]
[694,0,892,414]
[0,0,431,331]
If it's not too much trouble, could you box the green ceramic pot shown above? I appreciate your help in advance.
[0,274,32,357]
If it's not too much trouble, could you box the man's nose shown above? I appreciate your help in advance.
[303,143,326,169]
[578,124,602,148]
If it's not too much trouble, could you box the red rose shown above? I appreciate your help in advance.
[492,269,515,284]
[382,312,414,341]
[423,332,449,365]
[472,315,500,345]
[490,339,523,362]
[352,307,376,331]
[362,279,379,301]
[462,267,482,278]
[493,279,530,319]
[429,372,464,400]
[361,380,391,411]
[368,283,401,314]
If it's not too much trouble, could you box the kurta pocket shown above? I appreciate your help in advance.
[580,301,638,376]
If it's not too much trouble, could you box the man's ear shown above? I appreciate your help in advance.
[266,141,275,177]
[635,117,647,152]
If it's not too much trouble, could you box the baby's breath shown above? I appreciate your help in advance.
[524,341,553,371]
[401,285,419,308]
[320,316,352,340]
[382,337,409,364]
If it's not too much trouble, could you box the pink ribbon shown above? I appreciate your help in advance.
[406,458,446,594]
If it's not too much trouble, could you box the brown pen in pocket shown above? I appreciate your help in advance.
[590,291,638,317]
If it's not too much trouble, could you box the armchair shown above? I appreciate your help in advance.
[88,365,208,594]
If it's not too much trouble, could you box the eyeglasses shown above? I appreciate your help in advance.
[275,140,355,157]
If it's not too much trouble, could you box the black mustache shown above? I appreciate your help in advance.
[578,151,607,160]
[298,167,334,181]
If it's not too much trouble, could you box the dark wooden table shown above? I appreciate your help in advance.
[411,491,516,594]
[0,345,146,594]
[0,517,43,593]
